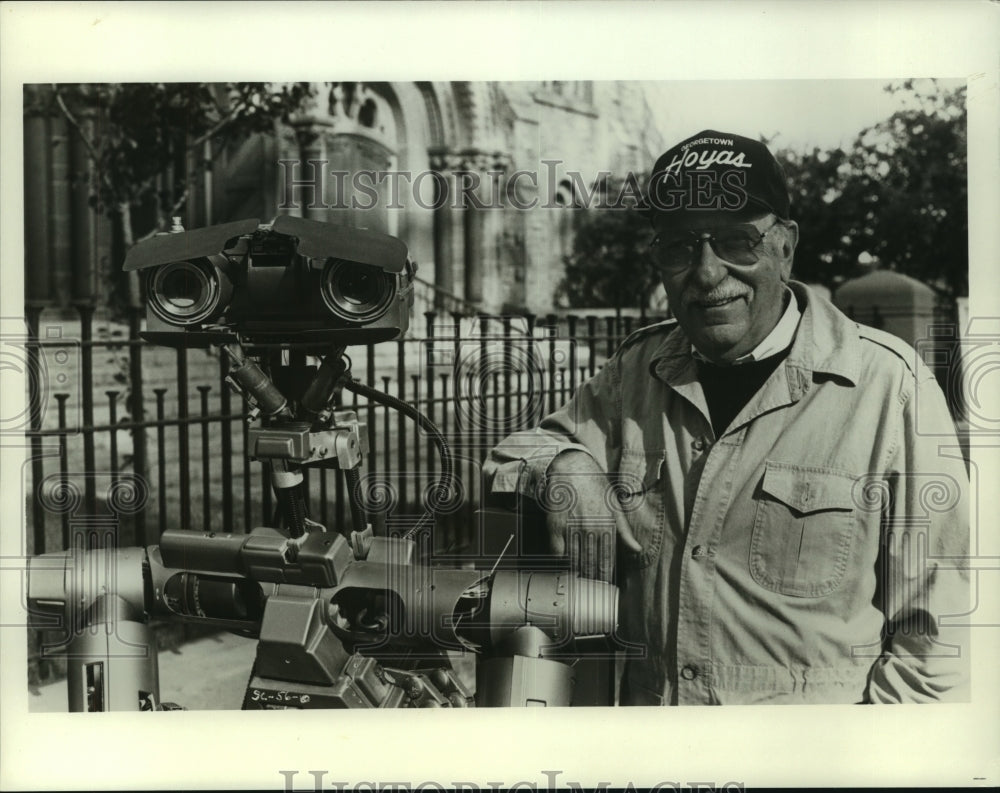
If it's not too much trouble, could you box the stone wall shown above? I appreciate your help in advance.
[493,81,664,314]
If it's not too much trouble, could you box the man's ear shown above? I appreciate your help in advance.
[780,220,798,280]
[781,220,799,257]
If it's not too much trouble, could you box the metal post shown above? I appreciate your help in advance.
[199,385,212,532]
[56,393,71,551]
[154,389,168,537]
[127,307,149,545]
[26,304,47,553]
[218,352,233,532]
[175,346,191,529]
[396,339,407,508]
[76,302,97,515]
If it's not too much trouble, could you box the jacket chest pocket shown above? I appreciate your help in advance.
[750,461,857,598]
[617,450,666,569]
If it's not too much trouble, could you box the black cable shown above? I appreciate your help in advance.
[342,378,454,535]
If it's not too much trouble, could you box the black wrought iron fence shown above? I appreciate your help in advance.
[21,295,966,564]
[21,304,666,560]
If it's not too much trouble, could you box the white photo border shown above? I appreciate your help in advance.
[1,2,997,790]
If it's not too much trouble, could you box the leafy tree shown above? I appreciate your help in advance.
[559,80,967,310]
[557,177,659,312]
[27,82,318,315]
[778,79,967,298]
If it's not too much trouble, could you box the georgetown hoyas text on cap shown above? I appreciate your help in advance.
[645,130,791,221]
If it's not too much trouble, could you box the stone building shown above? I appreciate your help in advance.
[24,81,664,317]
[18,81,667,558]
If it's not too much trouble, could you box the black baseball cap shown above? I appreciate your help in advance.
[644,129,790,224]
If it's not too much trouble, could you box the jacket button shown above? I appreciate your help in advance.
[691,545,706,559]
[681,665,698,681]
[691,439,705,452]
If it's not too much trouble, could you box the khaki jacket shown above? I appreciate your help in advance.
[485,282,970,705]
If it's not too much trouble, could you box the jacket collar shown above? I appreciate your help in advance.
[649,280,861,389]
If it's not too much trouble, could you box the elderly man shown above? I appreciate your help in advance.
[484,130,969,705]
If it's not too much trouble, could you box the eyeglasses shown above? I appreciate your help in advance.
[649,218,780,272]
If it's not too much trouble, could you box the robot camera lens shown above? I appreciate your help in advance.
[148,259,231,326]
[321,259,395,323]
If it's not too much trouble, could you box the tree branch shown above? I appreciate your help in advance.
[52,86,115,193]
[187,98,249,151]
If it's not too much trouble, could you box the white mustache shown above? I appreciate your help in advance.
[684,290,748,307]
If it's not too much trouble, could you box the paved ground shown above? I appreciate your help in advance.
[29,631,259,712]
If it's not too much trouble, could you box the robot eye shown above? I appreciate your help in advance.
[320,259,396,323]
[147,257,232,326]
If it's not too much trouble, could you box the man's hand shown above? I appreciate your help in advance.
[540,450,642,582]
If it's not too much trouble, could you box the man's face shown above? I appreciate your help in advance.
[653,211,798,364]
